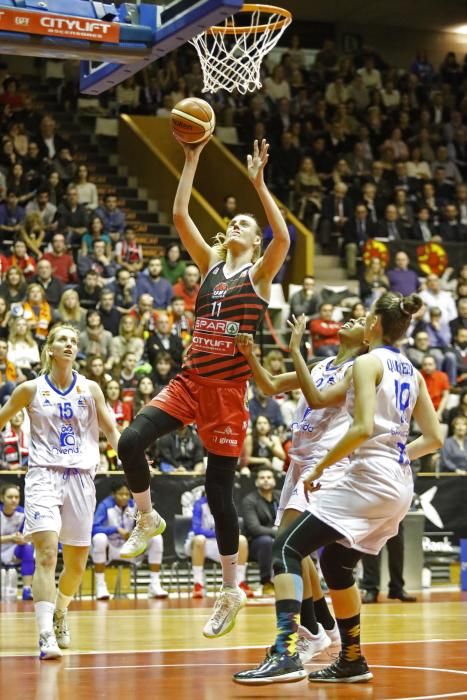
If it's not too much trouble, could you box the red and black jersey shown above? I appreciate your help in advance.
[183,261,268,382]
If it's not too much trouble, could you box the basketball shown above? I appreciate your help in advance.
[171,97,216,144]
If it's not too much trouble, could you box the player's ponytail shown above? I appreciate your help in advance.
[374,291,423,343]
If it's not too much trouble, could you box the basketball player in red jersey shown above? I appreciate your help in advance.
[118,138,290,637]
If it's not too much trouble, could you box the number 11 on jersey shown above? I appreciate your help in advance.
[211,301,222,317]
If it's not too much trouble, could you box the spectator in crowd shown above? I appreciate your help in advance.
[0,409,30,469]
[168,296,193,346]
[0,337,18,403]
[74,163,98,211]
[440,416,467,472]
[57,185,89,250]
[359,256,389,308]
[439,203,467,242]
[110,267,137,311]
[421,307,457,384]
[407,329,453,380]
[109,314,144,365]
[452,327,467,389]
[21,283,52,346]
[18,212,45,258]
[361,524,417,603]
[450,297,467,338]
[309,302,342,357]
[343,203,378,279]
[36,114,69,161]
[185,491,253,599]
[387,251,420,296]
[318,182,353,252]
[421,355,450,418]
[136,257,173,309]
[420,273,458,325]
[81,215,112,256]
[411,206,439,242]
[0,483,35,600]
[94,192,125,241]
[118,351,139,403]
[150,350,177,392]
[32,258,63,308]
[130,292,158,338]
[377,204,405,241]
[41,231,77,285]
[172,263,200,316]
[77,239,117,281]
[104,379,133,431]
[79,310,113,366]
[24,187,57,236]
[160,241,185,284]
[280,388,302,427]
[289,275,321,320]
[51,146,77,186]
[145,311,184,369]
[46,170,65,208]
[263,205,296,283]
[7,316,40,372]
[56,288,87,331]
[271,131,301,203]
[220,194,238,227]
[97,288,121,337]
[249,385,285,430]
[242,467,280,596]
[0,190,25,239]
[243,415,285,473]
[7,239,36,280]
[91,480,167,600]
[0,265,27,304]
[157,424,205,473]
[114,225,144,276]
[77,269,103,311]
[133,375,157,415]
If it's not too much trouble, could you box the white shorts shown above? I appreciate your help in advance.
[1,544,17,566]
[184,535,220,563]
[276,458,348,527]
[24,466,96,547]
[306,465,414,555]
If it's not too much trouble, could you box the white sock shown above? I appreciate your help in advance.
[220,553,238,588]
[55,590,73,615]
[132,488,152,513]
[150,571,160,584]
[192,566,204,585]
[95,572,106,585]
[237,564,246,585]
[35,601,55,635]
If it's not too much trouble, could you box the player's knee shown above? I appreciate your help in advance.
[92,532,108,551]
[272,533,302,577]
[36,544,58,570]
[192,534,206,548]
[117,427,141,465]
[320,546,358,590]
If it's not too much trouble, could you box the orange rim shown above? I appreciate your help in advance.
[207,3,292,35]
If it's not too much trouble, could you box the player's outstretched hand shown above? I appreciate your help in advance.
[247,139,269,186]
[287,314,306,354]
[236,333,254,357]
[302,465,324,501]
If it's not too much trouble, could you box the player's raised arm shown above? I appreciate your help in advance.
[173,136,215,275]
[249,139,290,291]
[89,381,121,454]
[406,372,444,461]
[0,382,36,431]
[236,333,299,394]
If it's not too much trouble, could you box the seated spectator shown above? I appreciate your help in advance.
[109,314,144,366]
[423,307,457,384]
[445,390,467,434]
[377,204,406,241]
[74,163,98,211]
[357,56,382,90]
[94,192,126,243]
[407,329,455,384]
[36,114,70,162]
[1,410,29,469]
[263,64,291,102]
[243,415,285,473]
[6,162,34,206]
[18,212,46,258]
[280,388,302,427]
[172,263,201,316]
[22,283,52,346]
[318,182,353,253]
[118,351,139,404]
[0,190,25,240]
[420,273,458,325]
[7,316,40,372]
[51,146,77,186]
[136,257,173,310]
[0,483,34,600]
[151,350,176,392]
[46,170,65,208]
[263,205,296,283]
[440,416,467,473]
[263,350,286,378]
[168,296,193,346]
[157,424,204,473]
[432,144,462,185]
[24,187,57,237]
[161,242,186,284]
[270,130,301,203]
[309,302,342,357]
[145,312,184,369]
[116,76,142,113]
[79,310,113,366]
[41,231,78,285]
[439,204,467,243]
[77,268,103,311]
[450,297,467,338]
[81,214,112,257]
[294,157,322,218]
[133,375,156,415]
[289,276,321,320]
[343,203,378,279]
[97,288,121,337]
[109,267,137,311]
[411,206,439,242]
[242,468,280,595]
[387,251,420,296]
[114,225,143,276]
[129,293,158,338]
[452,327,467,389]
[104,379,132,430]
[421,355,450,418]
[7,240,36,281]
[393,188,416,235]
[220,195,238,228]
[0,265,27,305]
[359,256,389,308]
[185,491,252,599]
[77,239,117,281]
[32,258,63,308]
[56,288,87,331]
[91,480,167,600]
[0,337,18,403]
[84,354,112,392]
[249,385,285,430]
[406,145,432,181]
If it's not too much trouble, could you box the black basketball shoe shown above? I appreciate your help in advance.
[308,653,373,683]
[233,650,307,685]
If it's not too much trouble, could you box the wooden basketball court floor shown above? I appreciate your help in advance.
[1,590,466,700]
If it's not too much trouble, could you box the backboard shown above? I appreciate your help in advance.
[0,0,243,94]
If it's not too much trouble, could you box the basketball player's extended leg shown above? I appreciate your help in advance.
[31,530,61,657]
[118,407,182,558]
[202,452,245,638]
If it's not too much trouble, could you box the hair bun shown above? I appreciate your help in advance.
[401,293,423,315]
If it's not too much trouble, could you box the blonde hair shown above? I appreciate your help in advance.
[26,283,46,304]
[57,289,82,323]
[263,349,286,374]
[8,316,36,347]
[212,213,262,263]
[40,322,79,374]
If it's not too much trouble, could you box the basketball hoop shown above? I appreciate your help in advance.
[190,4,292,95]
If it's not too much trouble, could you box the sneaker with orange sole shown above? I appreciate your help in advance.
[192,582,205,599]
[239,581,255,598]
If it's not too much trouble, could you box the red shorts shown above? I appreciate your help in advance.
[149,372,249,458]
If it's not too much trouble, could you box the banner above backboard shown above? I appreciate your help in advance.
[0,7,120,43]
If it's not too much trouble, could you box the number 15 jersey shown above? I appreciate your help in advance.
[27,372,100,472]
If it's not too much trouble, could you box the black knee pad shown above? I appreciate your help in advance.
[272,531,302,577]
[320,543,361,590]
[117,426,140,464]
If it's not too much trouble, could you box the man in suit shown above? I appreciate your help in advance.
[411,206,440,241]
[377,204,406,240]
[439,204,467,242]
[318,182,353,252]
[343,203,378,277]
[145,311,184,370]
[242,468,281,595]
[36,114,70,162]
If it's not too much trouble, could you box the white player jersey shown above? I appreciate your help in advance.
[288,356,353,470]
[346,346,419,477]
[27,372,100,472]
[0,505,25,562]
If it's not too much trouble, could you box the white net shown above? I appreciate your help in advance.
[190,5,292,95]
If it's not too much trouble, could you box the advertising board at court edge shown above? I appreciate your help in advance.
[0,7,121,43]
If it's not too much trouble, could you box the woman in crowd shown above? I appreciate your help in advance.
[0,265,27,305]
[109,314,144,366]
[56,289,87,332]
[7,316,40,373]
[243,415,286,473]
[161,242,186,284]
[22,283,52,346]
